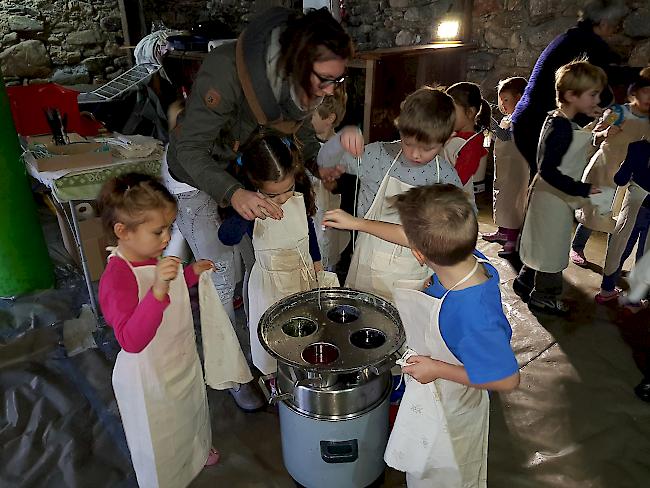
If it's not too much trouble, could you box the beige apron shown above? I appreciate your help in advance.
[198,270,253,390]
[444,133,482,209]
[385,258,490,488]
[110,250,211,488]
[519,126,593,273]
[311,176,350,270]
[492,118,530,229]
[345,151,433,302]
[603,182,650,276]
[248,193,339,374]
[576,118,650,232]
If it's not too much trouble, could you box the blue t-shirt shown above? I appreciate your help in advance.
[423,251,518,384]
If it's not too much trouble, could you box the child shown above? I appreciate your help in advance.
[218,133,338,375]
[98,173,219,488]
[317,86,462,301]
[595,139,650,311]
[323,184,519,487]
[514,60,607,314]
[444,82,491,206]
[310,88,351,271]
[571,69,650,265]
[482,77,529,255]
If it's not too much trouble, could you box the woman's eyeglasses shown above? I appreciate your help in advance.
[312,71,346,89]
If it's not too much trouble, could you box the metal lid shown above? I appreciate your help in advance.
[258,288,405,374]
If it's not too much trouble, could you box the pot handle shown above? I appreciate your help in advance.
[368,351,401,376]
[258,374,293,405]
[320,439,358,464]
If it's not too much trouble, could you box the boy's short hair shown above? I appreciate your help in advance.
[316,85,348,126]
[394,184,477,266]
[394,86,456,145]
[497,77,528,97]
[555,59,607,104]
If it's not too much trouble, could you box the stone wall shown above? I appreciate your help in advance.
[0,0,127,86]
[344,0,650,100]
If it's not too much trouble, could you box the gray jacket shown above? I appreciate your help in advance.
[167,8,320,206]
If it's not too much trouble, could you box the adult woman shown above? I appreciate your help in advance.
[511,0,630,174]
[162,7,352,411]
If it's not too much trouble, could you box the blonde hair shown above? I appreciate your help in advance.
[316,85,348,127]
[395,184,477,266]
[555,59,607,105]
[99,173,177,244]
[394,86,456,145]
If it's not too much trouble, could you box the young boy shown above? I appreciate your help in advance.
[483,76,529,256]
[323,184,519,487]
[310,88,351,271]
[317,86,462,301]
[514,60,607,314]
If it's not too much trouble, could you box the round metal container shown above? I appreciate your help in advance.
[259,288,405,419]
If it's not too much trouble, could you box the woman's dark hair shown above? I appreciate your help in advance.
[99,173,177,244]
[278,8,353,101]
[446,82,491,131]
[240,131,316,217]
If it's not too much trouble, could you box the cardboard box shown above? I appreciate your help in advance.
[54,203,109,281]
[28,134,112,172]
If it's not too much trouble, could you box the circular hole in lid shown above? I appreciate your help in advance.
[350,328,386,349]
[302,342,340,365]
[327,305,360,324]
[281,317,317,337]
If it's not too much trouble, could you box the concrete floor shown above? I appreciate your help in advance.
[1,192,649,487]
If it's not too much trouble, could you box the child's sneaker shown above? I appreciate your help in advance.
[512,278,532,303]
[569,249,587,266]
[594,288,621,304]
[497,240,517,257]
[528,296,569,316]
[482,230,508,244]
[204,447,220,467]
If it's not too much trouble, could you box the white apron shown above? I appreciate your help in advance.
[385,258,489,488]
[492,118,530,229]
[627,251,650,303]
[345,151,432,302]
[519,125,593,273]
[603,182,650,276]
[311,176,350,270]
[110,250,211,488]
[248,193,339,374]
[576,118,650,232]
[444,133,483,209]
[198,270,253,390]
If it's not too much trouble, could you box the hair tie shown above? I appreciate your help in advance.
[281,137,292,148]
[236,154,243,166]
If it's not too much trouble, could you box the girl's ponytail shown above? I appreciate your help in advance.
[475,99,492,131]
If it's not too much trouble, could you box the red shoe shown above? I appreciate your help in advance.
[594,288,621,304]
[570,249,587,266]
[233,295,243,310]
[498,240,517,256]
[204,447,220,467]
[482,230,508,244]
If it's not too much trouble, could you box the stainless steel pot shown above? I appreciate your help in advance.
[258,288,405,419]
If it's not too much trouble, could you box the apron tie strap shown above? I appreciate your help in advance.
[395,347,419,390]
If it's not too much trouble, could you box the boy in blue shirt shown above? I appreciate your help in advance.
[323,184,519,487]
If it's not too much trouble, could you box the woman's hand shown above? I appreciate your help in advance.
[152,256,181,301]
[192,259,215,275]
[319,165,345,183]
[323,209,362,231]
[401,356,441,384]
[340,126,364,157]
[603,124,622,139]
[313,261,324,274]
[231,188,283,221]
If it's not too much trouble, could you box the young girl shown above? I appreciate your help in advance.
[98,173,219,488]
[218,133,338,375]
[596,139,650,311]
[482,77,529,255]
[444,82,491,207]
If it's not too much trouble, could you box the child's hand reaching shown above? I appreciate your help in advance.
[313,261,324,274]
[323,209,362,231]
[603,124,622,139]
[340,126,364,157]
[192,259,215,275]
[153,256,181,301]
[401,356,441,384]
[589,185,602,195]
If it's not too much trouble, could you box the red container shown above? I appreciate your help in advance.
[6,83,102,136]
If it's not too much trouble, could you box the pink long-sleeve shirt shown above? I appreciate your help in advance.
[98,257,199,353]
